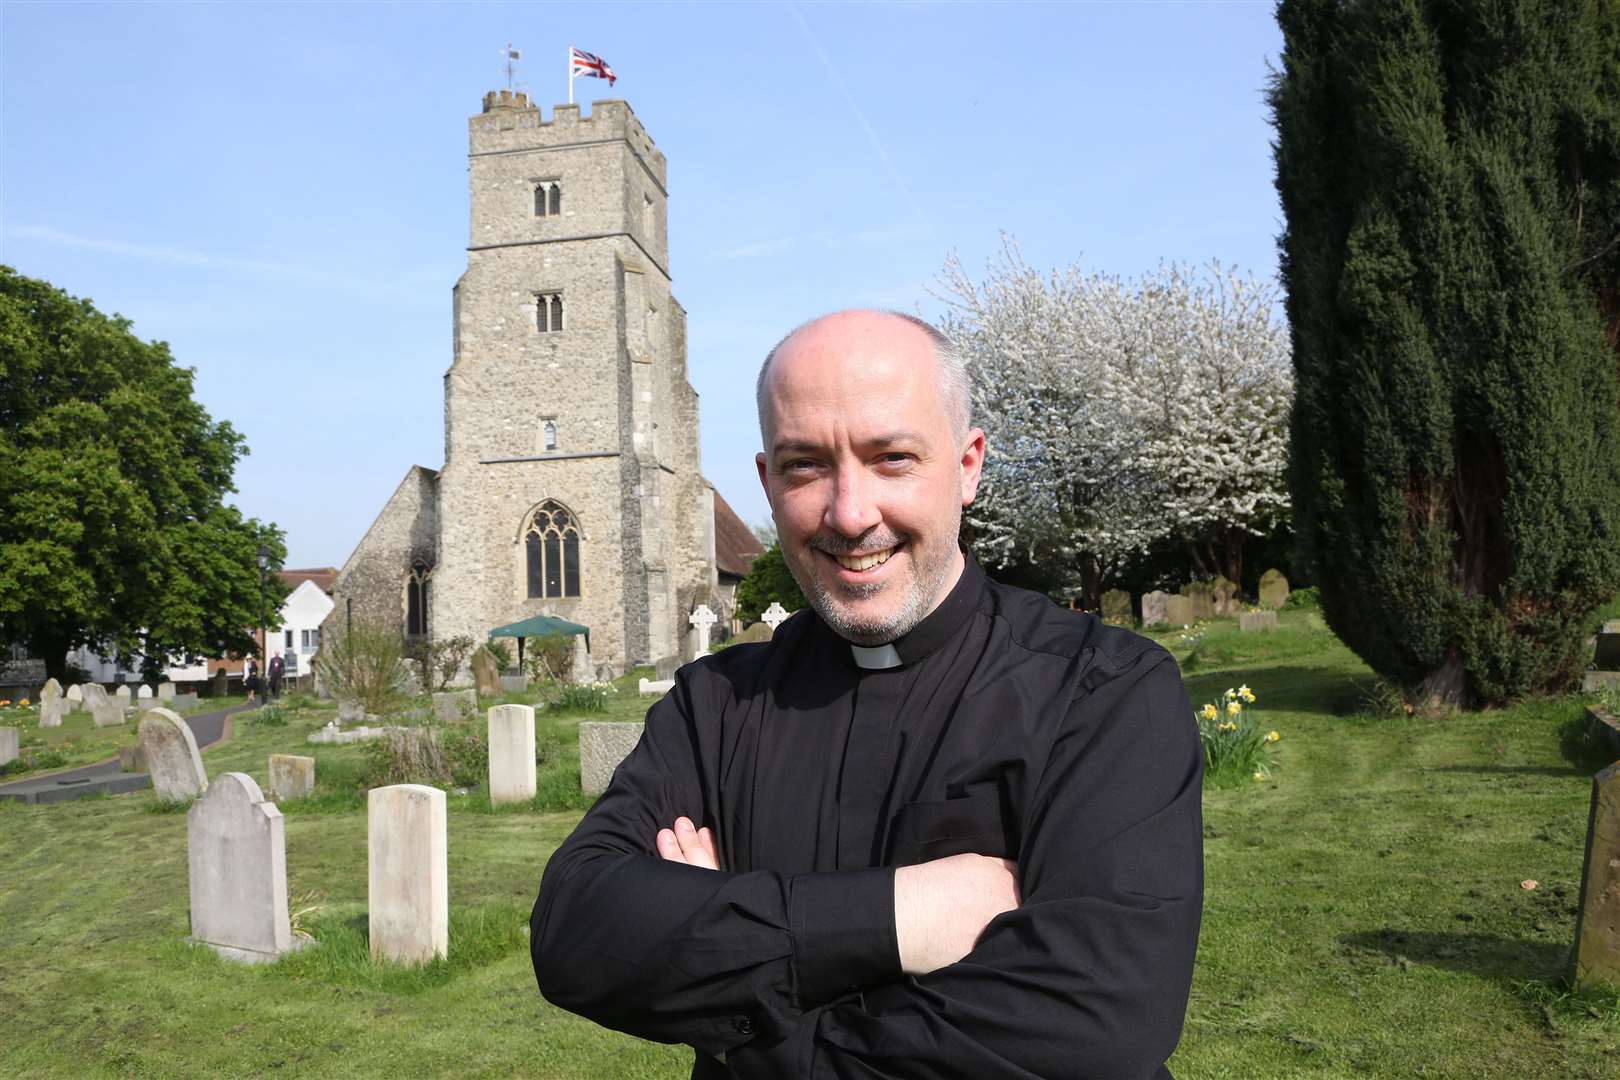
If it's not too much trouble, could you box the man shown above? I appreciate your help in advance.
[268,651,284,700]
[533,310,1203,1078]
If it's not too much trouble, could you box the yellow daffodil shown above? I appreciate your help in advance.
[1252,771,1265,782]
[19,699,28,707]
[1200,703,1218,721]
[1226,700,1243,717]
[1239,685,1256,703]
[1266,730,1280,743]
[1224,687,1236,699]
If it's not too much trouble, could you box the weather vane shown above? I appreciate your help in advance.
[500,42,522,90]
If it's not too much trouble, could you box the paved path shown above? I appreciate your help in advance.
[0,702,257,805]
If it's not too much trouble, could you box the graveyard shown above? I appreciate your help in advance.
[1,598,1617,1078]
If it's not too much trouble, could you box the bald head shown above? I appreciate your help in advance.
[755,310,971,445]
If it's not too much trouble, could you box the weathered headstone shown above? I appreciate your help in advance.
[211,669,229,697]
[1604,620,1620,635]
[187,771,300,963]
[338,698,366,724]
[1587,704,1620,764]
[39,677,66,728]
[119,744,147,773]
[83,684,124,728]
[638,677,674,696]
[136,684,153,700]
[138,708,208,802]
[268,754,315,801]
[0,727,18,767]
[579,721,644,795]
[431,689,477,725]
[1259,569,1290,610]
[688,604,718,654]
[1239,611,1279,633]
[1100,589,1134,627]
[1164,595,1195,628]
[158,682,176,703]
[498,673,529,693]
[1141,591,1172,628]
[368,784,448,964]
[114,685,132,712]
[1595,632,1620,671]
[762,602,792,632]
[472,648,501,697]
[731,622,773,645]
[65,683,83,707]
[172,692,199,712]
[487,704,536,806]
[1180,581,1216,621]
[1211,576,1240,617]
[1573,760,1620,991]
[654,656,679,681]
[308,722,401,746]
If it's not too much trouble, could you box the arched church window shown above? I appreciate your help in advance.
[549,183,562,216]
[551,294,564,331]
[406,561,432,637]
[525,501,581,599]
[536,292,563,333]
[534,181,561,218]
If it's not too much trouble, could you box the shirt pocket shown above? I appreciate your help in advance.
[888,783,1011,865]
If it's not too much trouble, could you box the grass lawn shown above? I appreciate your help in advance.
[0,694,252,781]
[1,621,1617,1077]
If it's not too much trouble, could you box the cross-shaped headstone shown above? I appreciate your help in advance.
[762,602,791,632]
[688,604,718,654]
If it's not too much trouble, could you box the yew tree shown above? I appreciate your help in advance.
[0,268,286,680]
[1272,0,1620,707]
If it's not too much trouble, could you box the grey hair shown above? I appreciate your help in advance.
[755,310,972,444]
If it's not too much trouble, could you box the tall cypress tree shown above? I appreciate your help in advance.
[1272,0,1620,708]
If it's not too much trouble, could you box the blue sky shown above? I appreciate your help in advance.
[2,1,1284,568]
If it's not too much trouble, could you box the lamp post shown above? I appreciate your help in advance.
[256,545,270,703]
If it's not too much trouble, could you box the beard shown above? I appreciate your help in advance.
[793,508,962,646]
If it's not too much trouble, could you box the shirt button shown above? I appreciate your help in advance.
[734,1017,754,1036]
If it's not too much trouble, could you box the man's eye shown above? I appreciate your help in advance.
[784,459,818,472]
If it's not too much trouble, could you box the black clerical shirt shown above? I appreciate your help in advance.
[532,557,1203,1079]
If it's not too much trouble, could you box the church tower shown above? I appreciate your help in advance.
[426,91,715,669]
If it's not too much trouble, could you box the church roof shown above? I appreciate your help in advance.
[712,490,765,581]
[280,567,339,594]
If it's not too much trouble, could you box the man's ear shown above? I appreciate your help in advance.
[958,428,986,506]
[755,452,770,501]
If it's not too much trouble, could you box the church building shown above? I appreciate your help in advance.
[330,90,756,673]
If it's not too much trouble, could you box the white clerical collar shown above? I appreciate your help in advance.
[849,643,903,670]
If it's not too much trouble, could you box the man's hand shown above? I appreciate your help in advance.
[656,816,720,870]
[894,853,1021,976]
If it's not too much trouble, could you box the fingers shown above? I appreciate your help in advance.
[655,827,684,862]
[656,818,720,870]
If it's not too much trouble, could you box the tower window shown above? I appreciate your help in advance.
[542,419,557,451]
[643,193,654,238]
[406,561,432,637]
[535,181,562,218]
[525,501,581,599]
[536,292,564,333]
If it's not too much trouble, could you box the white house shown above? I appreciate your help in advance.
[261,571,337,680]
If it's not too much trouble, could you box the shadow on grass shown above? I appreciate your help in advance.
[1558,713,1620,775]
[1180,664,1376,718]
[1425,764,1593,778]
[1342,928,1569,982]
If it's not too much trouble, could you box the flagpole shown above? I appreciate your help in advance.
[567,45,574,105]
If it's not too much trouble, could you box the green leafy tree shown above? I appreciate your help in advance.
[1272,1,1620,708]
[0,268,286,680]
[733,541,808,624]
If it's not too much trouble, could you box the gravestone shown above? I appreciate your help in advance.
[487,704,537,806]
[638,677,674,696]
[136,684,153,700]
[211,669,229,697]
[65,683,83,707]
[1164,595,1195,628]
[1259,569,1290,610]
[731,622,773,645]
[1211,576,1240,617]
[1100,589,1134,627]
[39,678,66,728]
[762,602,792,631]
[498,674,529,693]
[0,727,17,767]
[187,771,300,963]
[368,784,448,963]
[1141,591,1172,628]
[654,656,679,681]
[119,744,147,773]
[114,685,132,712]
[137,696,164,715]
[1239,611,1279,633]
[268,754,315,801]
[1573,760,1620,991]
[83,684,124,728]
[688,605,718,654]
[338,699,365,724]
[172,692,199,712]
[158,682,176,703]
[1604,620,1620,634]
[1595,632,1620,671]
[472,649,501,697]
[431,689,477,725]
[579,721,644,795]
[1180,582,1216,621]
[308,722,401,746]
[138,708,208,802]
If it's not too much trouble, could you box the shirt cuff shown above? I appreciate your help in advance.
[787,866,899,1010]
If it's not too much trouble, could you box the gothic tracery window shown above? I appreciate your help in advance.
[406,561,432,637]
[525,501,581,599]
[535,180,561,217]
[536,292,563,333]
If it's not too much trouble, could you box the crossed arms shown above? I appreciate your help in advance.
[531,654,1203,1079]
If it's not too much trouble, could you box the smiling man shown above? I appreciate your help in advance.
[533,310,1203,1079]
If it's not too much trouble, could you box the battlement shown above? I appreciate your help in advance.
[470,93,666,186]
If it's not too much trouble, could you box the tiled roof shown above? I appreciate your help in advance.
[280,567,338,594]
[712,489,765,580]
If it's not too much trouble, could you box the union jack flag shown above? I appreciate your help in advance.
[570,47,616,85]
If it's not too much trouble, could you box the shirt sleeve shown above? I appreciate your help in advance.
[722,650,1204,1080]
[530,669,902,1060]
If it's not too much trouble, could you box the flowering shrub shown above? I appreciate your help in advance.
[1196,685,1280,788]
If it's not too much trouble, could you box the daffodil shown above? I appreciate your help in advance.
[1200,703,1218,721]
[1224,687,1236,699]
[1252,771,1265,782]
[1266,730,1280,743]
[18,699,29,707]
[1226,700,1243,717]
[1238,685,1255,703]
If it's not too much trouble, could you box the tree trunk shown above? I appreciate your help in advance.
[1415,650,1466,714]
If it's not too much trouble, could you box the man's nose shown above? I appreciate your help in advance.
[824,466,881,538]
